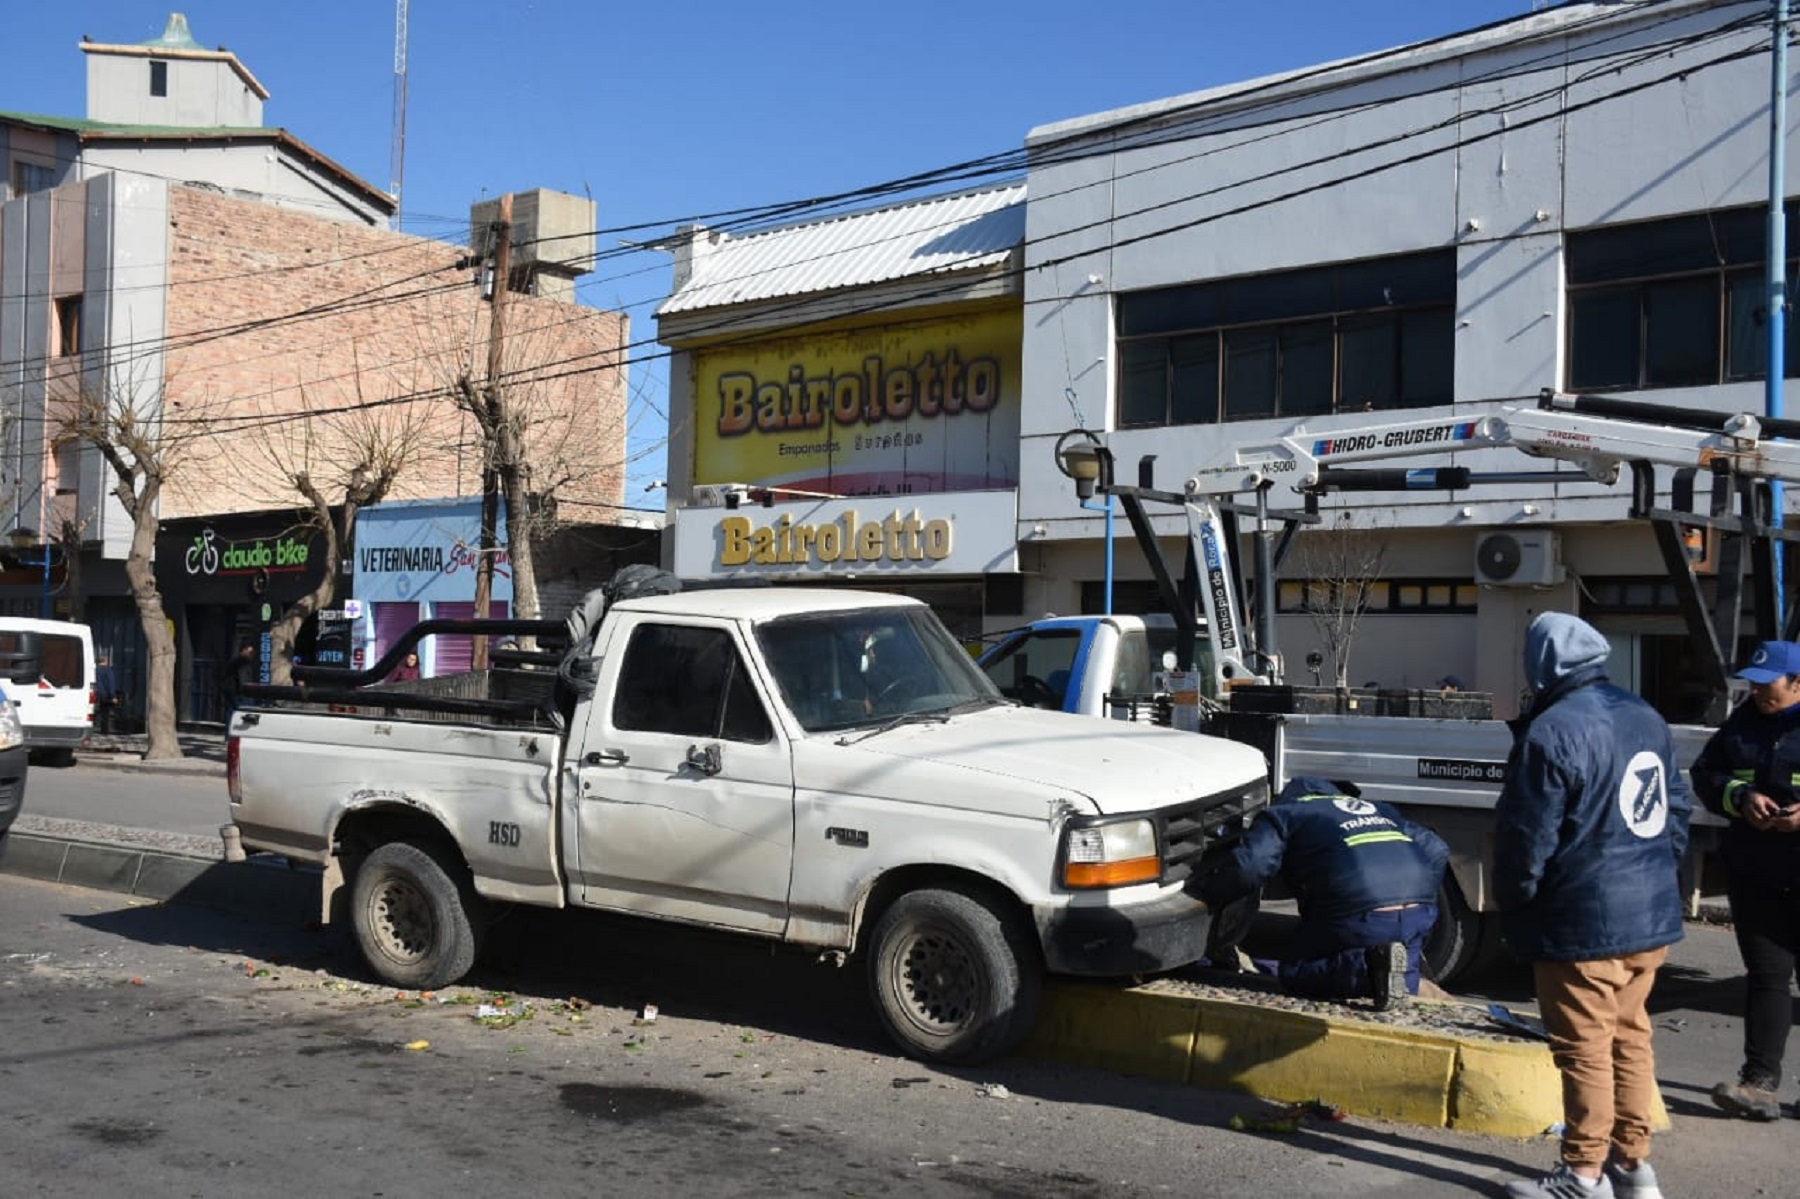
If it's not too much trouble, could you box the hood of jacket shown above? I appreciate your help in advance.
[1524,612,1610,695]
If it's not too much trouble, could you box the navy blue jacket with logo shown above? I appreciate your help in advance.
[1690,695,1800,885]
[1494,665,1692,962]
[1199,777,1449,922]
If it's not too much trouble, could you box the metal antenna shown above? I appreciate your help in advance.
[389,0,410,230]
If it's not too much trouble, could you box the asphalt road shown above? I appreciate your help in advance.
[27,759,228,841]
[3,866,1798,1198]
[9,762,1800,1197]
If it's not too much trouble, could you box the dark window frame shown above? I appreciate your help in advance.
[1116,250,1456,428]
[55,296,81,358]
[1566,202,1800,392]
[1276,577,1477,615]
[149,60,168,97]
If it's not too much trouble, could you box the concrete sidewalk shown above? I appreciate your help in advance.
[72,730,229,779]
[2,752,1570,1137]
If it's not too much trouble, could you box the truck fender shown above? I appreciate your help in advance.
[319,790,463,927]
[843,860,1036,959]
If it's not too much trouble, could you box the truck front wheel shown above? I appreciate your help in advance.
[867,886,1041,1065]
[350,840,485,990]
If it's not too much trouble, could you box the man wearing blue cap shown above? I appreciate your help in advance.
[1194,774,1447,1010]
[1497,612,1690,1199]
[1691,639,1800,1124]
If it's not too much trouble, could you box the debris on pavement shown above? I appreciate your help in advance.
[1229,1098,1345,1135]
[1485,1003,1550,1041]
[976,1082,1012,1099]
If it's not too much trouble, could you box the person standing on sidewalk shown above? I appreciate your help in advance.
[1496,612,1691,1199]
[218,643,258,727]
[1690,639,1800,1122]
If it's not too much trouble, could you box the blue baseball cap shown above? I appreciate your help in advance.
[1737,641,1800,684]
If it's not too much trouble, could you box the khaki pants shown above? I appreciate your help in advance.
[1533,946,1668,1172]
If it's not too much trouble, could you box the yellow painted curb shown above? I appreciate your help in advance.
[1027,981,1200,1083]
[1450,1036,1563,1137]
[1191,1003,1454,1127]
[1027,981,1670,1137]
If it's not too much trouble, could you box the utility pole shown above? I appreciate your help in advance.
[1771,0,1790,626]
[472,193,511,670]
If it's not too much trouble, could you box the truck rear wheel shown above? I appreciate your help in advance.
[1422,876,1502,987]
[351,841,484,990]
[867,885,1041,1065]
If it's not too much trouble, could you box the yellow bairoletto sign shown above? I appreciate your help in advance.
[718,509,952,567]
[693,308,1021,496]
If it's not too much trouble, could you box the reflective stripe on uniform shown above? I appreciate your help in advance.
[1723,774,1753,818]
[1343,830,1413,847]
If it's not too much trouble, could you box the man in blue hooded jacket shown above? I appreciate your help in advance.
[1496,612,1690,1199]
[1196,775,1447,1010]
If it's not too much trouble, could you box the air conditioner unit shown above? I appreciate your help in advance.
[1474,529,1565,586]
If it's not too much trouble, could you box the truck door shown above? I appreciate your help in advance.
[571,616,795,934]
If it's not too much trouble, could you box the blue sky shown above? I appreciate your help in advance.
[2,1,1542,504]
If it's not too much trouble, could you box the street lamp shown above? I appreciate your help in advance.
[7,527,52,619]
[1053,429,1117,615]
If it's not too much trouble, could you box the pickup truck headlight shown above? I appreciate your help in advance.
[1062,818,1161,889]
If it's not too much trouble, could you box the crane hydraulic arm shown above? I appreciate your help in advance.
[1078,390,1800,704]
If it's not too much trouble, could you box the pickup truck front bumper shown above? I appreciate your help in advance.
[1039,889,1214,976]
[0,743,29,838]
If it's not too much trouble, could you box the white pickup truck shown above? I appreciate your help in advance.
[228,587,1268,1064]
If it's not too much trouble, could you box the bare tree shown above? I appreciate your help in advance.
[61,367,213,759]
[441,293,625,636]
[241,377,427,684]
[1293,511,1390,690]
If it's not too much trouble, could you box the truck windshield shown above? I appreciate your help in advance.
[757,606,1002,733]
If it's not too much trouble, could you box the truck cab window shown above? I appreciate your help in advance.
[613,623,771,743]
[981,627,1080,709]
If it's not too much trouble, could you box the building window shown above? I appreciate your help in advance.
[9,159,55,196]
[55,297,81,357]
[1116,250,1456,427]
[150,60,168,97]
[1277,577,1476,614]
[1566,203,1800,391]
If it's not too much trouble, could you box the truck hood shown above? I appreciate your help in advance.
[817,704,1267,815]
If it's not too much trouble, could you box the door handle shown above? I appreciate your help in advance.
[584,748,629,766]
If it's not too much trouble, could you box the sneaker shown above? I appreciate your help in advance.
[1712,1073,1781,1121]
[1367,941,1408,1011]
[1503,1162,1614,1198]
[1604,1158,1663,1199]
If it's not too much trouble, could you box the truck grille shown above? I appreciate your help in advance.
[1159,777,1268,882]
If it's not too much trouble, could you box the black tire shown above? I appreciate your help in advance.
[867,885,1041,1065]
[1422,876,1494,987]
[350,841,485,990]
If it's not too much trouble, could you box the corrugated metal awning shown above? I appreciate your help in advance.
[658,183,1025,316]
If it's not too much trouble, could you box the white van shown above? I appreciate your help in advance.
[0,617,95,765]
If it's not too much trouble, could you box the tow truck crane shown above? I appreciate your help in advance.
[1042,389,1800,980]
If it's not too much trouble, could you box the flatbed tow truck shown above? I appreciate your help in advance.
[1006,389,1800,980]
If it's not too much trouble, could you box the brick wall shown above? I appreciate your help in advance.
[161,187,627,522]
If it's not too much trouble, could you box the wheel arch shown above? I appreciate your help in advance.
[850,865,1036,961]
[321,802,468,928]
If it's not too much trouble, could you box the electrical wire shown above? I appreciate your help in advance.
[4,1,1769,460]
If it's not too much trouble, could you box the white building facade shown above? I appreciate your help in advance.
[1018,0,1797,717]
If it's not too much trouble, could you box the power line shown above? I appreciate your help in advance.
[8,2,1762,451]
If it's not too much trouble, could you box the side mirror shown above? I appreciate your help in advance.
[685,742,722,776]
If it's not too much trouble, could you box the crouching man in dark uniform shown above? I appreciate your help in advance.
[1197,775,1448,1009]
